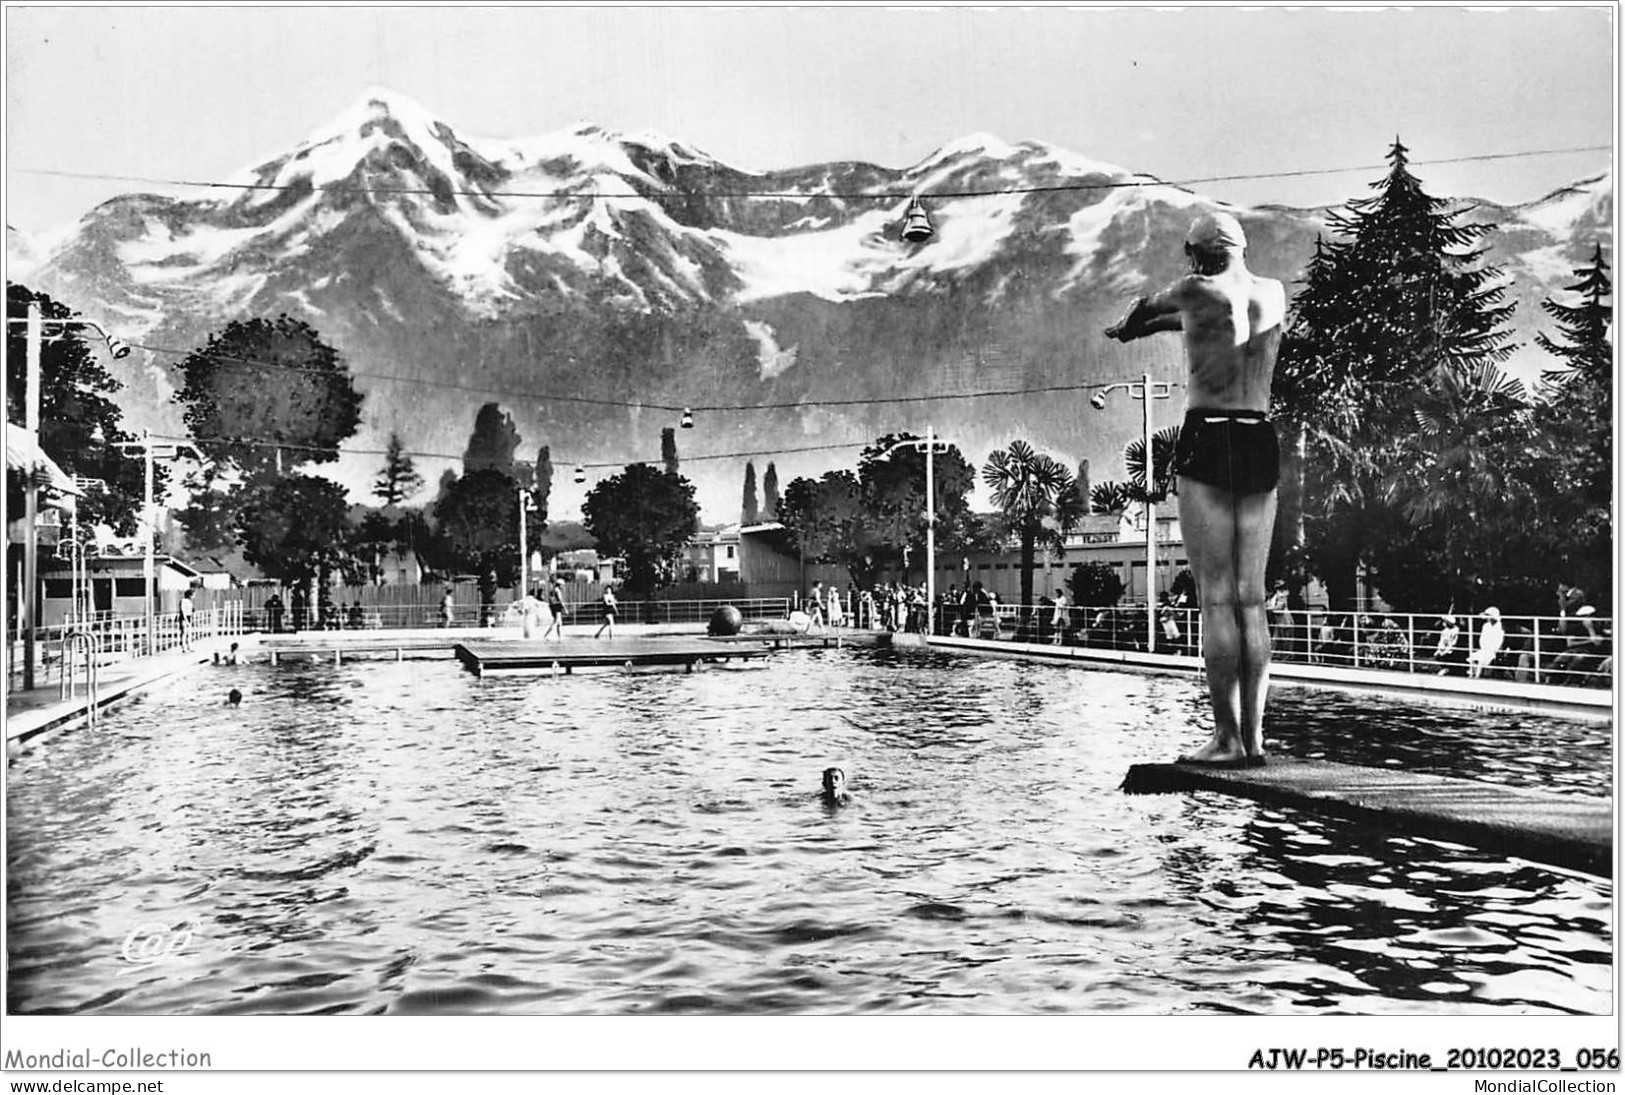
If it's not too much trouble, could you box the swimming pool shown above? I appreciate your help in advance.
[5,646,1612,1015]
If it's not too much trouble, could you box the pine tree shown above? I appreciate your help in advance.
[533,444,553,527]
[1329,139,1515,382]
[1537,243,1613,387]
[1533,244,1613,599]
[762,462,780,521]
[1271,139,1519,609]
[373,432,424,506]
[742,461,760,525]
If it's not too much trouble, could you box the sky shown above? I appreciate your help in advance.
[3,5,1617,236]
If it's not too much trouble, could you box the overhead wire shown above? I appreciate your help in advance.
[122,336,1180,415]
[33,138,1581,487]
[12,143,1610,201]
[146,431,929,472]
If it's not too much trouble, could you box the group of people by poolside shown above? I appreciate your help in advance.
[1299,586,1612,686]
[258,589,380,633]
[508,580,620,641]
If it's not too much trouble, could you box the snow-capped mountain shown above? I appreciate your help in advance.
[8,88,1612,520]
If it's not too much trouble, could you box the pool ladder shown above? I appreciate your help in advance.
[58,628,102,727]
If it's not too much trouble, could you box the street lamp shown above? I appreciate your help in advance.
[67,476,107,624]
[7,303,128,688]
[113,435,209,656]
[876,426,952,637]
[518,485,539,599]
[1090,372,1173,653]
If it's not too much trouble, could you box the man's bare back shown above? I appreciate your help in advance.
[1166,271,1285,412]
[1101,210,1286,767]
[1104,236,1285,412]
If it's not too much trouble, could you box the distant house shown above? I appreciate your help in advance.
[37,545,200,627]
[684,525,742,583]
[362,545,427,586]
[552,549,616,584]
[180,550,269,591]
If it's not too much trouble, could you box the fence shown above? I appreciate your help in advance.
[242,593,793,633]
[930,600,1615,690]
[8,601,248,692]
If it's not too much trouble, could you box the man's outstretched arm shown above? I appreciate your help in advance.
[1104,286,1184,342]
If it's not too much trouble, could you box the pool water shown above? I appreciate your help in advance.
[5,646,1613,1015]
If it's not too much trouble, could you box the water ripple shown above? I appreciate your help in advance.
[5,648,1611,1015]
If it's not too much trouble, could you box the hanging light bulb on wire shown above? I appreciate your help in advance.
[901,197,934,243]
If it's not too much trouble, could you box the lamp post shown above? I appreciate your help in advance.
[877,426,951,636]
[113,436,208,656]
[69,476,107,624]
[8,304,129,688]
[1091,372,1173,653]
[518,485,539,598]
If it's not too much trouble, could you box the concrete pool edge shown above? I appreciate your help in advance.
[6,643,226,747]
[917,633,1616,722]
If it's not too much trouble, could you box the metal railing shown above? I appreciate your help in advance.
[246,597,794,633]
[927,600,1615,690]
[58,628,101,724]
[8,602,247,691]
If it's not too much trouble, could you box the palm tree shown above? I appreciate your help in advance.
[983,440,1080,636]
[1122,425,1183,504]
[1382,360,1538,607]
[1090,480,1133,516]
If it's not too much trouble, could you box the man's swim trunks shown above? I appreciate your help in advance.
[1172,408,1280,496]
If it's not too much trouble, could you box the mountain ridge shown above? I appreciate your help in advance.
[7,88,1612,523]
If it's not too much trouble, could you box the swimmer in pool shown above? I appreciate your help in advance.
[1106,210,1285,769]
[820,766,849,807]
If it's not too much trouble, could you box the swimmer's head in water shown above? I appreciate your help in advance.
[821,767,847,798]
[227,688,242,706]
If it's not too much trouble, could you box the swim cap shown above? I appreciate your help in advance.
[1186,211,1247,252]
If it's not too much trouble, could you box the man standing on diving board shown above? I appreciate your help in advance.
[1104,210,1286,768]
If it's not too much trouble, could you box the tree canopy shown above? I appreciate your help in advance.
[1271,139,1522,610]
[6,282,155,534]
[237,474,354,584]
[432,467,521,596]
[857,433,979,575]
[776,470,877,587]
[581,463,699,596]
[983,439,1083,623]
[174,314,362,483]
[462,403,520,475]
[741,461,759,525]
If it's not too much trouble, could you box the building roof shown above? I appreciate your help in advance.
[6,425,82,502]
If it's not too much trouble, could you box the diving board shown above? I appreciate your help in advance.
[1123,757,1613,878]
[454,637,776,676]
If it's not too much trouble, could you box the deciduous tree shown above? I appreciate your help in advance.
[5,283,153,534]
[581,464,699,598]
[174,314,362,483]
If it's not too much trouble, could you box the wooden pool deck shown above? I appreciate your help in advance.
[453,637,778,676]
[1123,757,1613,878]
